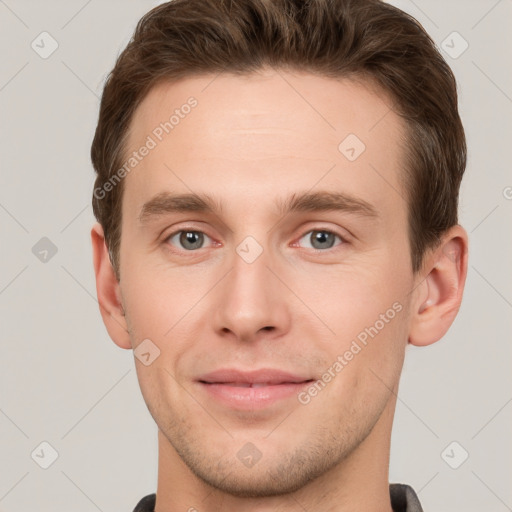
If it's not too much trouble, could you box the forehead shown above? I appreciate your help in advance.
[122,70,407,224]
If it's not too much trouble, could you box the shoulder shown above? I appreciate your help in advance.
[390,483,424,512]
[131,486,423,512]
[132,493,156,512]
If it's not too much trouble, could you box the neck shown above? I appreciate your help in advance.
[154,396,397,512]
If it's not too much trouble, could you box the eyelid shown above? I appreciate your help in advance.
[163,225,219,252]
[292,227,348,251]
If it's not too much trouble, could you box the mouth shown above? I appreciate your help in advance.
[202,381,309,388]
[196,369,315,410]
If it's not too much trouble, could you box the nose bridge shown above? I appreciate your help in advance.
[214,236,289,340]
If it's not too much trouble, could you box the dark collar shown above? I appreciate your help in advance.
[132,483,423,511]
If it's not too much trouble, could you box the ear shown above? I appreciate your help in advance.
[409,225,469,347]
[91,222,132,350]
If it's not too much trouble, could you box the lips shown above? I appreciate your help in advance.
[219,382,283,388]
[198,369,312,386]
[197,369,314,410]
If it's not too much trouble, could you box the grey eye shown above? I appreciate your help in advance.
[169,230,207,250]
[299,230,341,250]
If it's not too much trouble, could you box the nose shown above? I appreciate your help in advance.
[213,243,291,343]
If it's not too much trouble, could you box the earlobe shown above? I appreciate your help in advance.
[409,225,469,347]
[91,222,132,350]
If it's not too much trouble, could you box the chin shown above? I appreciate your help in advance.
[191,463,321,498]
[170,433,344,498]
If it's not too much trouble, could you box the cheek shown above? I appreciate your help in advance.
[120,253,210,339]
[305,264,406,338]
[296,258,410,397]
[120,263,220,406]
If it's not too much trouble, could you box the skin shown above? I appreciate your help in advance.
[91,69,468,511]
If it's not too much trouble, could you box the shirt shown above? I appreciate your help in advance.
[132,483,424,511]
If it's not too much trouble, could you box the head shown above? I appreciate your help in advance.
[91,0,468,499]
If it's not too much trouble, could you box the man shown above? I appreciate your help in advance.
[90,0,468,510]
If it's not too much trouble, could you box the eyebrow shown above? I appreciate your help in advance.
[138,190,378,224]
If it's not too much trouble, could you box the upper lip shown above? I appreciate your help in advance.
[197,369,313,385]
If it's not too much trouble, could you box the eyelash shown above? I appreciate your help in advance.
[163,226,347,255]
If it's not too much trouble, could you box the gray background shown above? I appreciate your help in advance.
[1,0,511,510]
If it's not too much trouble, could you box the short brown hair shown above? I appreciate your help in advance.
[91,0,466,279]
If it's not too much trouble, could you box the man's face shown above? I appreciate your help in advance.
[117,70,419,495]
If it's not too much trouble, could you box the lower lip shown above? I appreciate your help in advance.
[198,382,312,409]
